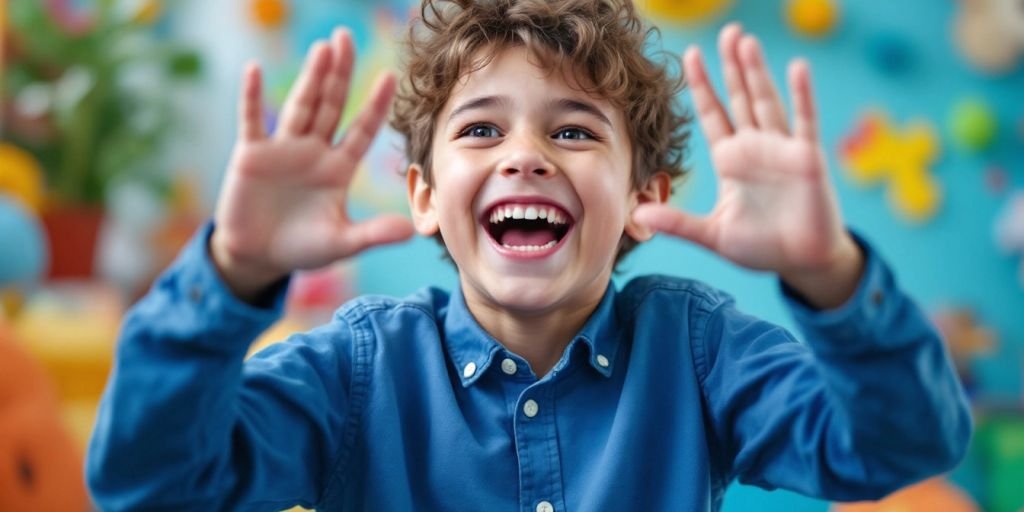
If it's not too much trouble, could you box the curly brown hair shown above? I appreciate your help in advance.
[391,0,691,263]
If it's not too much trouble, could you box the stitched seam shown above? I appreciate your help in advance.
[698,300,733,494]
[623,281,724,384]
[318,300,439,505]
[318,307,374,505]
[625,280,733,494]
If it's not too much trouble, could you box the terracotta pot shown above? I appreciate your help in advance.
[40,205,105,279]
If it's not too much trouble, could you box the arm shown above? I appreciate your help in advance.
[699,235,971,500]
[87,226,358,510]
[87,27,411,509]
[632,24,971,497]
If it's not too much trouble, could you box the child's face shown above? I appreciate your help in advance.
[409,46,654,314]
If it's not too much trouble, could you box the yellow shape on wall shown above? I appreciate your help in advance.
[0,143,46,214]
[636,0,734,24]
[132,0,163,25]
[786,0,840,38]
[841,112,942,223]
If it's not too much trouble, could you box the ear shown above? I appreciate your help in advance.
[624,171,672,242]
[407,163,440,236]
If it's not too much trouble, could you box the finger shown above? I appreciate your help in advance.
[329,73,397,184]
[334,214,415,256]
[718,23,756,129]
[238,62,267,142]
[278,41,332,136]
[787,58,819,141]
[738,35,789,134]
[310,28,355,142]
[632,204,715,250]
[684,46,734,145]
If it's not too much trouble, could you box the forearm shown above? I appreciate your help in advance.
[784,237,972,493]
[86,224,286,509]
[714,236,972,501]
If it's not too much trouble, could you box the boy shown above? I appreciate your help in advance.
[86,1,971,510]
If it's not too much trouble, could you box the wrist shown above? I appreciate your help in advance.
[780,234,865,310]
[208,230,288,304]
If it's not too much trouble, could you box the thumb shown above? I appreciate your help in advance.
[334,214,416,257]
[632,204,715,250]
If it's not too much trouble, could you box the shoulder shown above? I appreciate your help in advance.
[617,274,736,318]
[333,286,451,326]
[616,275,747,380]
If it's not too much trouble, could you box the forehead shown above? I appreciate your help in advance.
[441,45,622,121]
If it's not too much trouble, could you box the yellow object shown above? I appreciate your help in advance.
[132,0,163,25]
[841,112,942,223]
[0,290,25,319]
[786,0,839,38]
[0,143,46,214]
[250,0,289,29]
[247,317,314,358]
[637,0,734,24]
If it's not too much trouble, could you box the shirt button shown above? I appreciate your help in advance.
[500,358,517,375]
[523,399,539,418]
[188,285,203,303]
[463,362,477,378]
[596,354,609,368]
[871,290,884,306]
[536,501,554,512]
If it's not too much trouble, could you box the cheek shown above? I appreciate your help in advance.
[432,170,484,240]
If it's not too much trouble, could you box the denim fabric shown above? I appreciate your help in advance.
[87,224,971,511]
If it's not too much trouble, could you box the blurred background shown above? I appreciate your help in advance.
[1,0,1022,510]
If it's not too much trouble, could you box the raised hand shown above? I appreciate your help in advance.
[634,24,862,308]
[211,28,415,300]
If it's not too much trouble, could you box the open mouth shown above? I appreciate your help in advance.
[483,203,574,253]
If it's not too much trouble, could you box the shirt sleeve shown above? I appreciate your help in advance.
[697,233,973,501]
[86,223,359,511]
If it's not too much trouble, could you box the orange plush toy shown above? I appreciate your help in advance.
[0,321,90,510]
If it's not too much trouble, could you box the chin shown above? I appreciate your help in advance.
[474,273,572,314]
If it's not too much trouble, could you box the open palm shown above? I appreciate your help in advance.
[212,29,414,294]
[635,24,849,276]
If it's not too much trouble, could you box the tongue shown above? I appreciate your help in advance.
[501,228,557,247]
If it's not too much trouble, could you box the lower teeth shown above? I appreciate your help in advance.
[502,240,557,252]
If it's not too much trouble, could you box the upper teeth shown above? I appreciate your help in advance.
[489,204,568,225]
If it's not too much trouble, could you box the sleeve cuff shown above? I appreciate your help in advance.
[150,221,291,352]
[779,230,901,356]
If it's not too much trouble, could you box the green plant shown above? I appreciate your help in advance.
[2,0,201,206]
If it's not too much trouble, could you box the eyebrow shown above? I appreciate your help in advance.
[445,95,613,128]
[547,98,613,127]
[446,95,513,128]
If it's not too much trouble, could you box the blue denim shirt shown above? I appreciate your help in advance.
[87,225,971,511]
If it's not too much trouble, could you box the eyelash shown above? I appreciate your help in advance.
[456,123,601,142]
[553,126,599,141]
[458,123,501,138]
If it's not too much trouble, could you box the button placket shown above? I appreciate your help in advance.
[513,383,565,512]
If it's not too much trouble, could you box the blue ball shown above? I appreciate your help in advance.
[867,31,914,75]
[0,195,48,287]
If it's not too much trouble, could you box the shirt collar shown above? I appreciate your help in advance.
[443,282,622,387]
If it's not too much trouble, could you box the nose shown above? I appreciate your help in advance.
[496,134,556,178]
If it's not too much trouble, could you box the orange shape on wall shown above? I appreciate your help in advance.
[250,0,289,29]
[0,322,90,511]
